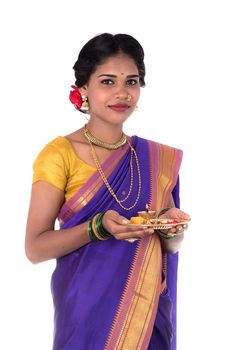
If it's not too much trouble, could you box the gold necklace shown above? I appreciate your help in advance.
[87,136,142,211]
[84,124,127,150]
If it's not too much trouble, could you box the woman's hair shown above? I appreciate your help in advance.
[73,33,145,87]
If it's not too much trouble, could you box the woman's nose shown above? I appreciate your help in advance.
[115,87,131,101]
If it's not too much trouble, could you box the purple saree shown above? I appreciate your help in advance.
[51,136,182,350]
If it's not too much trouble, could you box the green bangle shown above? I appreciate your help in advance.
[88,219,99,241]
[157,207,171,217]
[96,213,111,240]
[156,229,177,240]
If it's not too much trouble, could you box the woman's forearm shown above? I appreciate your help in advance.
[25,221,90,264]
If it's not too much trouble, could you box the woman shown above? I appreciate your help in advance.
[25,33,190,350]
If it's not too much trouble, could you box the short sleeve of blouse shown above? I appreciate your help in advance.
[32,138,68,191]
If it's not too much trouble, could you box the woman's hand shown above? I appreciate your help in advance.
[102,210,155,242]
[159,207,190,234]
[158,207,191,253]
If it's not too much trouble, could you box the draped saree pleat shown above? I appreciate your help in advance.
[51,136,182,350]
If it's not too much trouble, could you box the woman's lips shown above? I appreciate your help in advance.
[108,104,130,112]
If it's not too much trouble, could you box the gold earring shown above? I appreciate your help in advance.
[81,96,89,113]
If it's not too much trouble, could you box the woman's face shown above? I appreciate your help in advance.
[82,54,141,125]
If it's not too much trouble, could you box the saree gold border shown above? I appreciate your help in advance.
[104,241,142,349]
[154,143,178,294]
[147,141,157,211]
[59,176,104,224]
[140,251,163,349]
[147,141,175,212]
[147,141,177,210]
[156,144,177,211]
[115,235,162,350]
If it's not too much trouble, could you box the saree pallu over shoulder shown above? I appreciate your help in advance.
[147,140,183,211]
[51,136,182,350]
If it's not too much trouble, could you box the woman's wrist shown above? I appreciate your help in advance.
[160,231,184,254]
[156,228,177,240]
[88,212,111,242]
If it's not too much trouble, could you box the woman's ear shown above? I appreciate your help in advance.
[79,85,88,96]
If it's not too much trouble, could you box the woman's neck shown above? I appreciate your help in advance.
[85,120,123,144]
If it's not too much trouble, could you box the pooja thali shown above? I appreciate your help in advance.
[129,210,190,230]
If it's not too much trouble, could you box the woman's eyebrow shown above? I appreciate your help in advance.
[97,74,116,78]
[97,74,139,78]
[127,74,139,78]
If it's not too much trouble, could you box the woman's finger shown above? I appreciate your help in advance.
[104,211,131,226]
[160,208,191,221]
[115,227,155,240]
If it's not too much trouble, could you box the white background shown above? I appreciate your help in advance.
[0,1,233,349]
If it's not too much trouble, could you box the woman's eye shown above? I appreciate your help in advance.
[101,79,114,85]
[126,79,138,86]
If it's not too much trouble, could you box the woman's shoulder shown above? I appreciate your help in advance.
[33,136,75,172]
[32,137,71,189]
[43,136,71,150]
[36,136,73,157]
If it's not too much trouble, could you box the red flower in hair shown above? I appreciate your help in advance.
[69,85,82,109]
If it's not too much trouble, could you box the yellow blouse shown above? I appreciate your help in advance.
[32,137,96,202]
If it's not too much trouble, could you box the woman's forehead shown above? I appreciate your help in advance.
[94,54,138,75]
